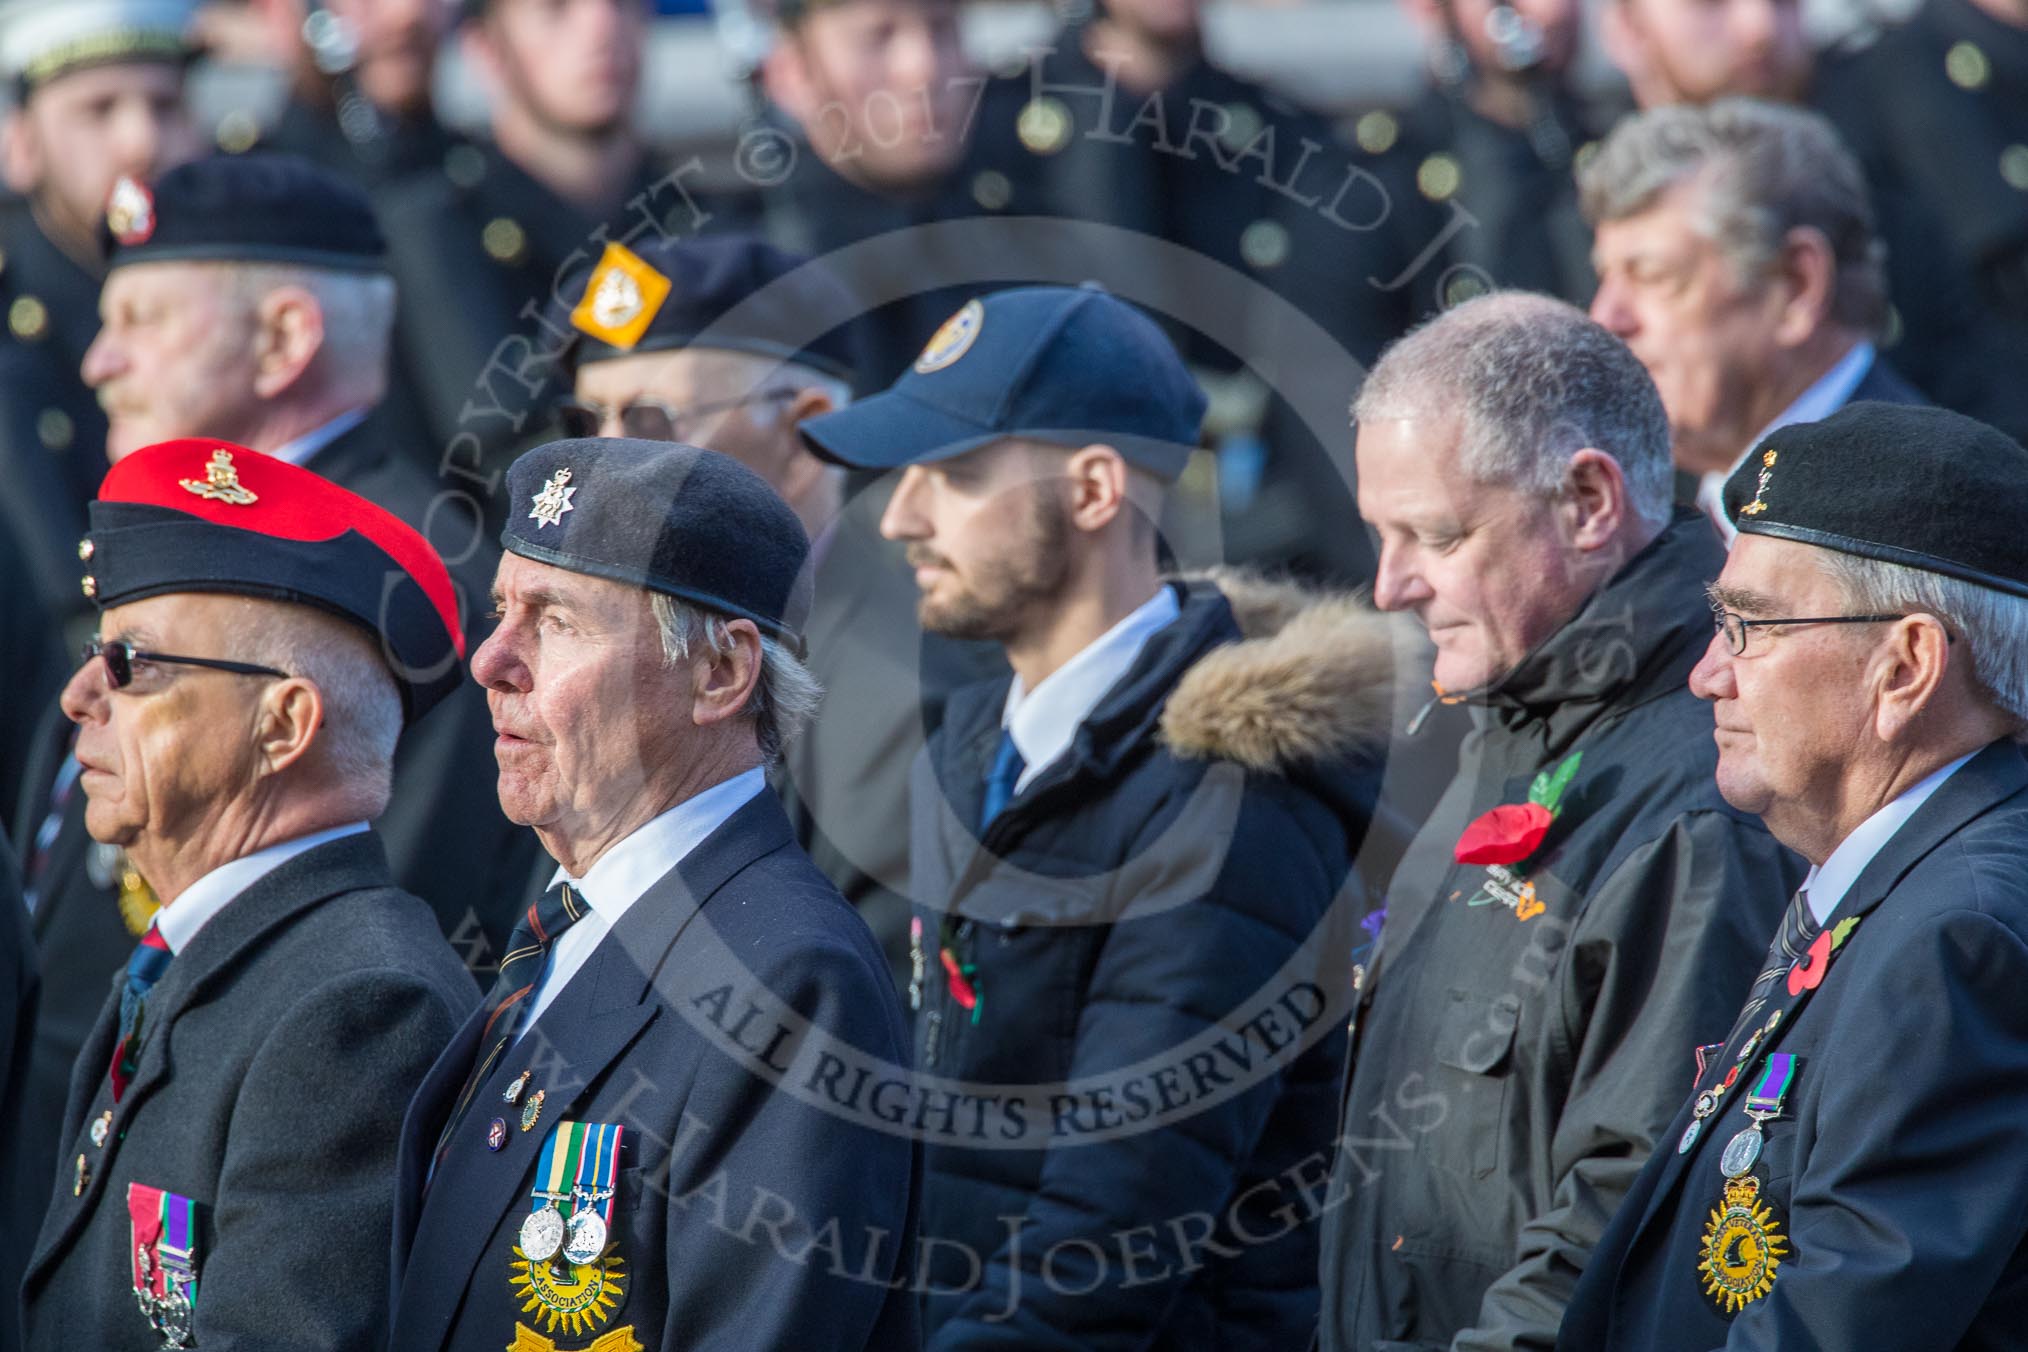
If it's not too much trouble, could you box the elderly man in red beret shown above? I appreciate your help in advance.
[19,440,478,1351]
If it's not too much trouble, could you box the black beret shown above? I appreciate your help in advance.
[101,153,386,272]
[553,235,861,388]
[503,438,812,649]
[86,439,467,723]
[1725,401,2028,597]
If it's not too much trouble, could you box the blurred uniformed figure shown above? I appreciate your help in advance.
[1583,100,1926,539]
[1560,403,2028,1352]
[1816,0,2028,326]
[374,0,689,497]
[547,232,1003,985]
[232,0,461,188]
[0,0,201,633]
[20,441,477,1350]
[0,835,37,1352]
[1387,0,1607,305]
[753,0,1023,386]
[970,0,1425,579]
[389,439,917,1351]
[15,153,533,1247]
[1596,0,2028,443]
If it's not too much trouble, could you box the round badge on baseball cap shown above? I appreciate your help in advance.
[798,284,1207,480]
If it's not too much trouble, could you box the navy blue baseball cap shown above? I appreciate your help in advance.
[798,285,1207,480]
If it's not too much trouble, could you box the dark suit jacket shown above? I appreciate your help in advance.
[0,836,37,1352]
[389,792,920,1352]
[1559,739,2028,1352]
[19,832,477,1351]
[1848,354,1929,407]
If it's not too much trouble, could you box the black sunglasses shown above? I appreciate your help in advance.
[553,389,797,442]
[83,639,289,690]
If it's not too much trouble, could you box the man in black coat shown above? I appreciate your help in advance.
[1317,293,1800,1352]
[13,152,534,1240]
[0,0,201,638]
[19,439,479,1349]
[1582,99,1928,541]
[802,285,1390,1348]
[1559,403,2028,1351]
[390,438,918,1351]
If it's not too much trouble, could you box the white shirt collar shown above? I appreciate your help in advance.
[1002,586,1181,791]
[543,767,768,923]
[1801,750,1975,926]
[265,407,370,469]
[1696,342,1876,544]
[153,822,370,954]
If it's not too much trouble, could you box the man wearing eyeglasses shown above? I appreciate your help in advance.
[1323,292,1801,1352]
[1560,401,2028,1349]
[19,438,477,1351]
[547,232,1003,987]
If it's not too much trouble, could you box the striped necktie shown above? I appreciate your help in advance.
[108,924,172,1101]
[434,882,586,1168]
[1724,885,1819,1050]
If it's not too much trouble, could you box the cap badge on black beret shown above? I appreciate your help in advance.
[569,242,671,351]
[106,176,154,247]
[528,466,577,529]
[1738,447,1777,519]
[178,448,257,506]
[914,298,983,374]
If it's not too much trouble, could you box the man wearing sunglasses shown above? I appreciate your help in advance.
[549,232,1003,988]
[19,438,477,1350]
[1560,402,2028,1352]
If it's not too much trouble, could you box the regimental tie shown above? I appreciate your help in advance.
[1724,885,1820,1052]
[433,883,587,1175]
[109,924,172,1102]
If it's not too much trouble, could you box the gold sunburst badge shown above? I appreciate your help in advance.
[1738,448,1777,518]
[1699,1173,1788,1313]
[509,1245,625,1338]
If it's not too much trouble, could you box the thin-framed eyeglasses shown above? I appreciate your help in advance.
[1709,607,1915,656]
[554,389,798,442]
[82,639,289,690]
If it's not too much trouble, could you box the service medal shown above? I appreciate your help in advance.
[1699,1174,1788,1313]
[91,1110,113,1148]
[564,1209,608,1265]
[1719,1125,1764,1178]
[1678,1118,1704,1155]
[521,1089,545,1132]
[520,1204,566,1264]
[504,1071,530,1105]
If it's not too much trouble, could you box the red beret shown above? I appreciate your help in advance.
[84,439,465,721]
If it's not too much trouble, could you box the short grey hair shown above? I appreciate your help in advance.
[225,261,397,402]
[1819,551,2028,730]
[648,592,821,764]
[238,602,403,812]
[1578,98,1889,335]
[1354,291,1674,527]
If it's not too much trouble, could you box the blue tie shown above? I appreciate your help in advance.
[110,924,172,1099]
[980,728,1026,831]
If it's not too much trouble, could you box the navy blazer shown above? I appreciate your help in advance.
[389,791,920,1352]
[1559,739,2028,1351]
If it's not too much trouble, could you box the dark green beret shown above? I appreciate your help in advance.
[503,438,812,650]
[1725,401,2028,597]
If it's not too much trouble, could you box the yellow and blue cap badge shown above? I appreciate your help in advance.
[913,298,983,374]
[569,242,672,352]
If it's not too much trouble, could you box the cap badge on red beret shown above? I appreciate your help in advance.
[105,177,156,247]
[1738,447,1777,519]
[178,449,258,507]
[528,466,577,529]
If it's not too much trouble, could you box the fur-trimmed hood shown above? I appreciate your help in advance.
[1160,568,1397,774]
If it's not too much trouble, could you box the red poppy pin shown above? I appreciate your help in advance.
[1455,752,1582,922]
[1786,915,1862,997]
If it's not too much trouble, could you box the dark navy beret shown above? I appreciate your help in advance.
[84,439,466,722]
[799,284,1206,480]
[1725,401,2028,597]
[101,153,386,272]
[503,438,812,649]
[554,234,861,387]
